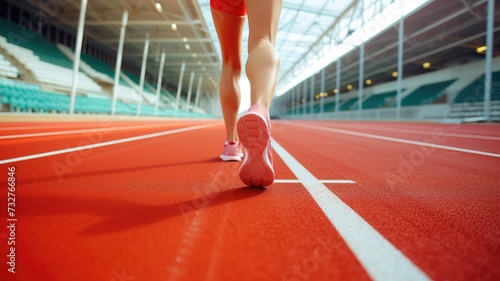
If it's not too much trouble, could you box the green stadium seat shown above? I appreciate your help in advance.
[400,79,456,107]
[454,71,500,103]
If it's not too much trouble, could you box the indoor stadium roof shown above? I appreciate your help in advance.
[1,0,366,96]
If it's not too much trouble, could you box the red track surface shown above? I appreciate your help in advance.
[0,118,499,281]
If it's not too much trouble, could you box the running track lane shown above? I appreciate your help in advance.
[0,120,499,280]
[272,120,500,280]
[0,120,363,281]
[0,120,216,159]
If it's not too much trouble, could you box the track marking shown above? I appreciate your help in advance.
[0,124,115,131]
[337,123,500,141]
[0,123,187,139]
[294,123,500,158]
[274,179,355,184]
[0,123,220,164]
[271,138,430,281]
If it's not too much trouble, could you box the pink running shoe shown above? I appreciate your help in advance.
[220,141,244,161]
[237,104,274,186]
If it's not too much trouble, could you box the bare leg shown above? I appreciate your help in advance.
[211,8,246,142]
[237,0,282,186]
[244,0,283,110]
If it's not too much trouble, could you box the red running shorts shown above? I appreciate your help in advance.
[210,0,247,16]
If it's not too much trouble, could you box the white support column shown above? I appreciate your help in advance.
[284,94,288,116]
[335,59,341,115]
[154,51,166,117]
[211,94,218,116]
[283,92,286,117]
[484,0,494,121]
[111,10,128,116]
[137,33,150,116]
[320,68,325,115]
[302,80,307,115]
[396,1,404,120]
[310,74,315,118]
[69,0,88,114]
[296,85,299,116]
[194,76,203,110]
[295,84,302,115]
[175,62,186,117]
[185,72,195,117]
[358,43,364,119]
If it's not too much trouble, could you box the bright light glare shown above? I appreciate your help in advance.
[276,0,432,96]
[155,3,162,12]
[476,46,487,54]
[239,78,251,113]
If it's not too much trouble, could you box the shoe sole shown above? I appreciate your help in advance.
[237,112,274,186]
[220,154,242,162]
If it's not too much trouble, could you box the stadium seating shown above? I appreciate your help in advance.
[0,36,101,93]
[339,97,358,111]
[319,100,338,112]
[0,53,19,78]
[0,17,71,67]
[453,71,500,103]
[0,78,210,117]
[0,78,66,112]
[360,90,398,109]
[0,18,101,93]
[0,78,117,114]
[0,18,210,117]
[121,70,159,104]
[399,79,456,107]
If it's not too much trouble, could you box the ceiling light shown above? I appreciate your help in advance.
[171,23,177,31]
[192,53,197,58]
[422,62,431,69]
[347,84,353,90]
[333,88,338,94]
[392,71,398,78]
[315,94,320,100]
[183,37,188,42]
[476,46,487,54]
[366,79,372,85]
[155,3,162,13]
[185,44,190,50]
[198,61,202,65]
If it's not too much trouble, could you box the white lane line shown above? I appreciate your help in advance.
[271,138,430,281]
[0,124,112,131]
[274,179,355,184]
[0,123,184,139]
[0,121,174,131]
[336,123,500,141]
[294,123,500,158]
[0,123,220,164]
